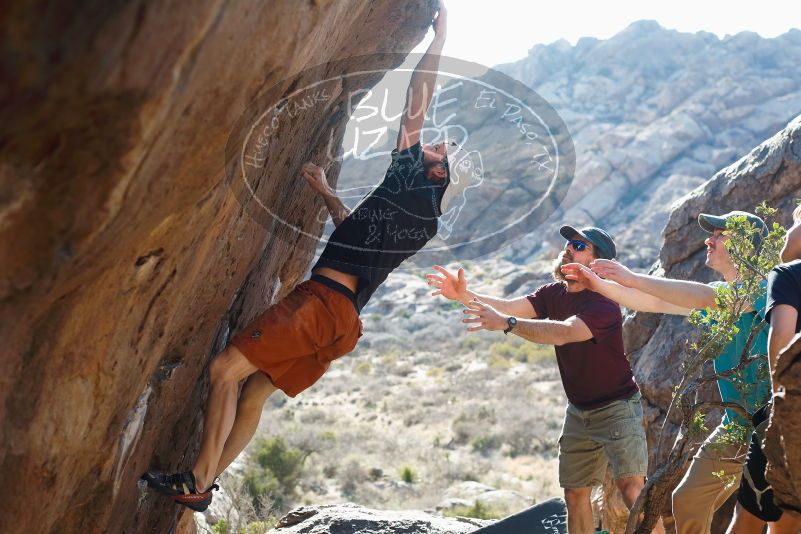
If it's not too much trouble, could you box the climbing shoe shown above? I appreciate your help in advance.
[140,470,219,512]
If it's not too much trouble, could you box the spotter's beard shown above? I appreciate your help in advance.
[552,252,573,282]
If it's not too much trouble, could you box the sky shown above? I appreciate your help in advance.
[413,0,801,67]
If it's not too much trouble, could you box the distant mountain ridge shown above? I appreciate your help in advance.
[494,21,801,266]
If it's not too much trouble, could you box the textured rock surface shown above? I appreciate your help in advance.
[622,115,801,524]
[766,334,801,515]
[269,503,490,534]
[0,2,433,533]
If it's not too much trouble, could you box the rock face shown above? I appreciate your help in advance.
[0,2,434,533]
[269,504,490,534]
[497,22,801,267]
[622,115,801,521]
[766,334,801,515]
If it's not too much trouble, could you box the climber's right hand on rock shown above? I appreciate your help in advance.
[301,162,334,196]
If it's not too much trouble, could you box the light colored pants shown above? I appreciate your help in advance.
[671,423,748,534]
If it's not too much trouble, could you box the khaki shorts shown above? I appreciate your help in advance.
[230,279,362,397]
[558,392,648,488]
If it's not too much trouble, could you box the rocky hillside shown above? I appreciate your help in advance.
[0,2,434,533]
[499,22,801,267]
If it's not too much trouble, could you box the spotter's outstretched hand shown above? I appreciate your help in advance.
[561,263,603,290]
[589,259,636,287]
[462,298,506,332]
[426,265,468,302]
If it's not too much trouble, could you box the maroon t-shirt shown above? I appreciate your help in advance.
[526,282,638,409]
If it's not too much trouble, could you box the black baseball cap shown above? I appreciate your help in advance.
[559,225,617,259]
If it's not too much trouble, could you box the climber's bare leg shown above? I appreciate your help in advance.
[192,345,257,490]
[214,372,279,477]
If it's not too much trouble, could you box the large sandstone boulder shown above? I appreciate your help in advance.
[622,115,801,526]
[0,2,434,533]
[766,334,801,515]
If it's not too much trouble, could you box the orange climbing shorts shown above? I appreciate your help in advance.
[230,278,362,397]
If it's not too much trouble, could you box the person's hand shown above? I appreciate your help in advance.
[589,259,637,287]
[560,262,603,290]
[432,0,447,40]
[301,162,334,196]
[426,265,469,303]
[462,298,506,332]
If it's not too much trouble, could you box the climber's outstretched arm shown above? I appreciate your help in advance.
[396,1,447,151]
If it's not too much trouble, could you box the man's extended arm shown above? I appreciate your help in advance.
[768,304,799,393]
[301,162,350,227]
[561,263,691,315]
[461,299,592,345]
[396,3,446,151]
[510,316,593,346]
[427,265,537,318]
[590,259,717,310]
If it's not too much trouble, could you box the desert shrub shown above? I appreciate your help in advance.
[399,465,417,484]
[451,412,477,445]
[243,436,308,511]
[477,405,496,423]
[323,464,337,478]
[488,352,514,369]
[391,362,414,377]
[319,430,336,441]
[339,459,367,496]
[403,412,422,427]
[488,338,552,365]
[354,361,372,375]
[240,521,275,534]
[298,408,329,424]
[426,366,444,378]
[211,519,229,534]
[443,501,505,520]
[472,434,502,455]
[460,336,482,350]
[451,421,475,445]
[369,467,384,480]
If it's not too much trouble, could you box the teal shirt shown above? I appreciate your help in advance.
[708,281,770,426]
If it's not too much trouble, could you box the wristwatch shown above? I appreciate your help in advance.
[504,316,517,335]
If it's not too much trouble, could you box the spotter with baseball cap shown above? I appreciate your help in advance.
[559,225,617,260]
[698,210,768,250]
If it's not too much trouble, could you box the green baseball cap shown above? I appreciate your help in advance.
[698,211,767,250]
[559,225,617,259]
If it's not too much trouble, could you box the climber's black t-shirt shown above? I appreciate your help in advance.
[313,142,448,313]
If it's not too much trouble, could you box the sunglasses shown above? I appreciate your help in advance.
[566,239,590,252]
